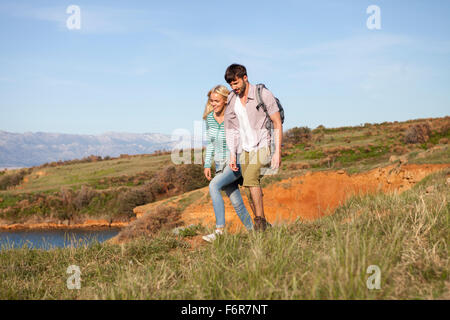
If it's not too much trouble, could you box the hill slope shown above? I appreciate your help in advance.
[0,116,449,230]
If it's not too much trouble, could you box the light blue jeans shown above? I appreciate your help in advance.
[209,162,253,230]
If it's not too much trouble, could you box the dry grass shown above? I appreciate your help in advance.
[0,169,448,299]
[116,206,183,242]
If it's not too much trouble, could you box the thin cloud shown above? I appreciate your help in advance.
[0,3,156,34]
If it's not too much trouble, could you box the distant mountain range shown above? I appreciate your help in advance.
[0,130,202,168]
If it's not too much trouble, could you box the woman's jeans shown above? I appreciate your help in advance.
[209,163,253,230]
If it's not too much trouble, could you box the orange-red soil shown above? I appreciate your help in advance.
[181,163,449,232]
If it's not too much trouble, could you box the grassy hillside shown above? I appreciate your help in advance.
[0,153,208,223]
[0,116,448,225]
[1,168,448,299]
[0,116,448,300]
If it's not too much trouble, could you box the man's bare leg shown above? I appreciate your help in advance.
[244,187,257,218]
[249,186,264,219]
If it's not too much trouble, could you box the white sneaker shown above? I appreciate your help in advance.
[202,229,224,243]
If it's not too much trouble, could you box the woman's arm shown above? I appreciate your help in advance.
[204,141,214,169]
[204,119,215,168]
[204,120,215,180]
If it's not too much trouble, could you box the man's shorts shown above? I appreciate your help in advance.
[238,146,271,187]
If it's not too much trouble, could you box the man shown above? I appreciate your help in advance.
[224,64,283,231]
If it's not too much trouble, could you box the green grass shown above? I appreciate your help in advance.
[428,128,450,145]
[409,147,450,165]
[1,116,448,231]
[335,145,390,164]
[2,154,172,194]
[0,153,210,222]
[1,169,448,299]
[176,190,204,211]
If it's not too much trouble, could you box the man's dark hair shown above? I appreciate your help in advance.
[224,64,247,83]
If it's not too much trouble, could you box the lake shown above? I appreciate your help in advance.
[0,228,121,250]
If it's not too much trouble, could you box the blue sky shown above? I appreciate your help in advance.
[0,0,449,136]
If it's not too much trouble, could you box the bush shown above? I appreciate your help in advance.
[0,169,31,190]
[73,185,97,210]
[404,123,431,144]
[174,164,208,193]
[152,164,207,195]
[283,126,312,145]
[116,187,153,215]
[117,205,182,241]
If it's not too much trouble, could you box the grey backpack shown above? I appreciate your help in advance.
[255,83,284,131]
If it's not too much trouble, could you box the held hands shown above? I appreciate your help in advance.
[228,152,281,171]
[229,154,239,172]
[204,168,212,181]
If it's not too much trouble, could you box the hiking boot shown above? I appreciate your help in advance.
[202,229,224,243]
[253,217,271,232]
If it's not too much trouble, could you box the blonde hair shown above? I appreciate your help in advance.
[202,85,230,120]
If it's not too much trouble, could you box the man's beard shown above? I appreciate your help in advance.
[238,82,247,98]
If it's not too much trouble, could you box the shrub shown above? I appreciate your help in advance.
[404,123,431,144]
[116,187,153,215]
[152,164,207,195]
[174,164,208,193]
[60,187,76,212]
[117,205,182,241]
[0,169,31,190]
[73,185,97,210]
[283,126,312,145]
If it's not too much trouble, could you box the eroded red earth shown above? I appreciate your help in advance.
[181,163,449,232]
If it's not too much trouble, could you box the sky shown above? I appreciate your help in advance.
[0,0,449,136]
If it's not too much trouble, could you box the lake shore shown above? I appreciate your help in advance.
[0,218,133,231]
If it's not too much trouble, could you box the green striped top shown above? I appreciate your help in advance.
[204,111,229,169]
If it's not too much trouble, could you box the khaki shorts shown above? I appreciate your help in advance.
[239,146,271,187]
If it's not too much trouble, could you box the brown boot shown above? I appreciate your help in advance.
[254,216,271,232]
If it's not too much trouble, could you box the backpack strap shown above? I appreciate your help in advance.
[255,84,275,155]
[256,84,272,126]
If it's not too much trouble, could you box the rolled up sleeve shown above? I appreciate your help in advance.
[224,98,240,156]
[262,88,279,116]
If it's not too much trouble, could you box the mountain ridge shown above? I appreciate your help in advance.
[0,130,181,168]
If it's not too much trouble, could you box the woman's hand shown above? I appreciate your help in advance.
[229,154,239,172]
[204,168,212,181]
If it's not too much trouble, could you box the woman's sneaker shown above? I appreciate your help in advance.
[202,229,224,243]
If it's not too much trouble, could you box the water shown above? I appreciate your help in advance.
[0,228,121,250]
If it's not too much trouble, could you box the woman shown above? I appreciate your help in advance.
[202,85,253,242]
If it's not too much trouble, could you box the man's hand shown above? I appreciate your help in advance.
[229,154,239,172]
[204,168,212,181]
[269,111,283,171]
[271,150,281,169]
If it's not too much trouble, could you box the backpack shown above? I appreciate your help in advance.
[255,83,284,132]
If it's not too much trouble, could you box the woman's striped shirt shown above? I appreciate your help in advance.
[204,111,229,169]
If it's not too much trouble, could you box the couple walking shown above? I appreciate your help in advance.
[202,64,283,242]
